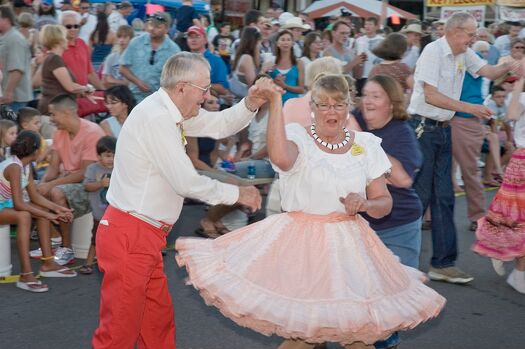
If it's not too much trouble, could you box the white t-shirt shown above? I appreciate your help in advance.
[79,13,97,44]
[354,34,383,78]
[515,94,525,148]
[248,111,268,155]
[108,11,128,33]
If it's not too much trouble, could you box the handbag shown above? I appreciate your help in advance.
[0,104,18,122]
[76,90,107,117]
[228,73,248,98]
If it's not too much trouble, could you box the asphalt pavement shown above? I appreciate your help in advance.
[1,191,524,349]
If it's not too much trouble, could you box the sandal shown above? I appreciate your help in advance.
[39,267,77,278]
[483,179,500,188]
[16,280,49,293]
[79,265,93,275]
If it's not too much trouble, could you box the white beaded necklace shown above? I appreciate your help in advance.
[310,124,351,150]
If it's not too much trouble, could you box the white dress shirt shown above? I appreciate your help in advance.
[408,37,486,121]
[107,88,256,224]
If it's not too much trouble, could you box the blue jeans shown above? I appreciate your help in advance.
[234,159,275,179]
[7,101,27,112]
[408,118,457,268]
[373,218,421,349]
[376,218,422,269]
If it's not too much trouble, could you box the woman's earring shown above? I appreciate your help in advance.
[311,112,315,123]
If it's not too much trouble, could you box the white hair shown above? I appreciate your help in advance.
[60,10,81,24]
[305,57,342,89]
[445,12,476,32]
[160,52,211,89]
[472,40,489,52]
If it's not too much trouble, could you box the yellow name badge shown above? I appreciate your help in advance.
[350,143,364,156]
[457,60,464,74]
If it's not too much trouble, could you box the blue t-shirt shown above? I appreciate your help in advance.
[176,5,199,32]
[203,49,229,89]
[456,52,484,118]
[355,111,423,231]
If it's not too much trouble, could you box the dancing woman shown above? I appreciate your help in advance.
[176,75,445,348]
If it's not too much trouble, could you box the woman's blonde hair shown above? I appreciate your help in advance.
[311,73,350,103]
[17,12,34,28]
[40,24,66,50]
[305,57,342,89]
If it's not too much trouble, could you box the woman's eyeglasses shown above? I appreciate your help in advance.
[105,99,121,106]
[312,102,349,111]
[64,24,80,30]
[150,50,157,65]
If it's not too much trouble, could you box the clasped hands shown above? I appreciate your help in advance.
[245,77,284,108]
[339,193,369,216]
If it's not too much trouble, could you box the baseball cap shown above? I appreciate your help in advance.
[147,11,171,26]
[118,1,133,9]
[186,25,206,37]
[41,0,54,6]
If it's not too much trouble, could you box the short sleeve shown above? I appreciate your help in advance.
[272,123,308,175]
[465,48,487,76]
[46,54,66,72]
[362,133,392,182]
[5,38,29,73]
[120,40,135,66]
[414,43,440,87]
[102,53,115,75]
[83,163,97,184]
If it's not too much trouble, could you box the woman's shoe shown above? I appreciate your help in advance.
[16,280,48,293]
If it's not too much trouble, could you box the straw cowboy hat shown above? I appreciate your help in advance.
[281,17,311,31]
[401,23,423,35]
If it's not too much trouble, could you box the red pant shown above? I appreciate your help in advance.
[92,205,176,349]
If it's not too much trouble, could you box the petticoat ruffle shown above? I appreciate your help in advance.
[176,212,446,345]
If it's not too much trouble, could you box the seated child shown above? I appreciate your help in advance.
[17,107,51,178]
[0,119,17,161]
[79,136,116,274]
[483,85,515,186]
[0,131,76,293]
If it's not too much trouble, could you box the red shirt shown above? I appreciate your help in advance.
[62,38,93,85]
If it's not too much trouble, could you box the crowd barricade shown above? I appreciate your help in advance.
[0,225,12,276]
[71,213,94,259]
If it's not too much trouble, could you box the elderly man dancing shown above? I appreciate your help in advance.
[92,52,272,349]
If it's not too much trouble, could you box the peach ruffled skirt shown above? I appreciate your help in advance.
[175,212,446,345]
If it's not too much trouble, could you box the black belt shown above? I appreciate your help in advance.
[411,114,450,128]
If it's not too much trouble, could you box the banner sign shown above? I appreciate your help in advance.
[500,6,525,20]
[497,0,525,7]
[427,0,493,6]
[441,6,486,23]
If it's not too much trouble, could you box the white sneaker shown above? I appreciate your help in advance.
[29,248,43,258]
[506,269,525,294]
[54,247,75,266]
[51,237,62,247]
[491,258,506,276]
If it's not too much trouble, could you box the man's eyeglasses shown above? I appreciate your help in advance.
[149,50,157,65]
[80,6,90,10]
[514,45,525,49]
[185,82,211,95]
[64,24,80,30]
[312,101,349,111]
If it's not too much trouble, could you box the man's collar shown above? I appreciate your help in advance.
[439,36,454,57]
[158,87,183,125]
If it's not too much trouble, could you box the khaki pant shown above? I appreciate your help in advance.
[451,116,486,221]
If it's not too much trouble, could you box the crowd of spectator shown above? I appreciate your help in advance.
[0,0,524,302]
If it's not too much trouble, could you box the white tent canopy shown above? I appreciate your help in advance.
[303,0,417,20]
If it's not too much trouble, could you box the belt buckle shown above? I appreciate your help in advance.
[160,224,171,233]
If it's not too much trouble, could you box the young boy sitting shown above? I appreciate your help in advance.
[79,136,116,274]
[17,107,51,178]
